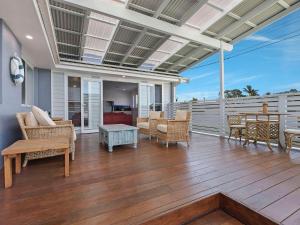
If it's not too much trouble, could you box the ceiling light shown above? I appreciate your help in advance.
[122,89,126,91]
[122,75,126,78]
[25,35,33,40]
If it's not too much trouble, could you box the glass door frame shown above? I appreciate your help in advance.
[81,77,103,133]
[138,83,156,117]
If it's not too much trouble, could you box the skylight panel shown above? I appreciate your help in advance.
[186,0,243,31]
[83,12,119,64]
[140,36,189,70]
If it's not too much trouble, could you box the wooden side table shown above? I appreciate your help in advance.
[1,138,70,188]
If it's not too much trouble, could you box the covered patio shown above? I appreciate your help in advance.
[1,133,300,224]
[1,0,300,224]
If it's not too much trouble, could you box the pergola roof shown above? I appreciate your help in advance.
[39,0,300,74]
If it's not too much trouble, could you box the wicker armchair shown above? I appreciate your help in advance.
[284,117,300,152]
[16,112,76,167]
[137,111,164,139]
[227,115,246,141]
[156,110,191,147]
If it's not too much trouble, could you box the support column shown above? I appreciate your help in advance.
[219,43,226,137]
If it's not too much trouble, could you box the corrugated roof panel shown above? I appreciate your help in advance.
[120,21,144,31]
[51,9,83,33]
[87,20,116,39]
[89,12,118,24]
[207,15,237,34]
[192,49,210,59]
[129,0,163,11]
[138,35,161,48]
[285,0,298,5]
[161,0,198,20]
[223,23,252,40]
[231,0,264,17]
[124,57,141,64]
[55,30,81,46]
[251,3,285,25]
[176,45,195,56]
[165,55,182,63]
[83,48,103,57]
[84,36,108,50]
[131,48,149,57]
[114,28,140,44]
[58,44,80,55]
[105,53,124,62]
[49,0,85,13]
[109,43,130,54]
[186,4,222,30]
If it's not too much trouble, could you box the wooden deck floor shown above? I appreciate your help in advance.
[1,133,300,225]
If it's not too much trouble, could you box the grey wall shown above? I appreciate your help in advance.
[34,68,51,113]
[0,19,30,168]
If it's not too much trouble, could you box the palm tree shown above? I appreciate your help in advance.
[243,85,259,96]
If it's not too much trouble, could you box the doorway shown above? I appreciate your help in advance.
[67,76,102,133]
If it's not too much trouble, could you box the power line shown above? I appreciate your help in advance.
[189,32,300,70]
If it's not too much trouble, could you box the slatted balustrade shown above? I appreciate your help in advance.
[166,93,300,148]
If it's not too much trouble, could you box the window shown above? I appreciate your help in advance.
[21,60,35,106]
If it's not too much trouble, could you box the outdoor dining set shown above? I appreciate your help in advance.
[227,103,300,151]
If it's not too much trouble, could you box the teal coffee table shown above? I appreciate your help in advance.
[99,124,138,152]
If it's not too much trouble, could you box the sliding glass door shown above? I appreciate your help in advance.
[138,83,155,117]
[81,78,102,133]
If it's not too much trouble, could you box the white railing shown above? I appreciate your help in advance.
[166,93,300,146]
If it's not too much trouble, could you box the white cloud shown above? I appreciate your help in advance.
[188,71,216,81]
[177,90,218,101]
[225,75,260,87]
[245,35,273,42]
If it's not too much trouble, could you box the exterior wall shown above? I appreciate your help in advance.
[34,68,51,112]
[0,20,29,168]
[51,70,175,121]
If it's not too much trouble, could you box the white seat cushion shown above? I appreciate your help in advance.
[149,111,161,119]
[25,112,38,127]
[32,106,56,126]
[175,110,187,120]
[231,124,246,128]
[137,122,149,129]
[285,129,300,135]
[157,124,167,133]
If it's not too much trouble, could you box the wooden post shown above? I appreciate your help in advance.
[219,42,226,137]
[278,95,287,148]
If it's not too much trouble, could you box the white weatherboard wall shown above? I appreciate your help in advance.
[51,72,66,118]
[163,82,171,112]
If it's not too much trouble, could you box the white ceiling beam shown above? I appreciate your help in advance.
[54,27,81,35]
[227,12,257,28]
[217,0,280,38]
[88,15,118,25]
[167,47,206,71]
[278,0,290,8]
[64,0,233,51]
[120,0,171,65]
[50,5,84,17]
[57,42,80,48]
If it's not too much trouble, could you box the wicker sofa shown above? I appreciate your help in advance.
[16,112,76,167]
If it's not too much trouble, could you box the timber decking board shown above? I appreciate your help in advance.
[0,133,300,225]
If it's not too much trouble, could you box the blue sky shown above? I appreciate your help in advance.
[177,9,300,101]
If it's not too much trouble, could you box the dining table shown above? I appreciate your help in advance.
[238,112,289,150]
